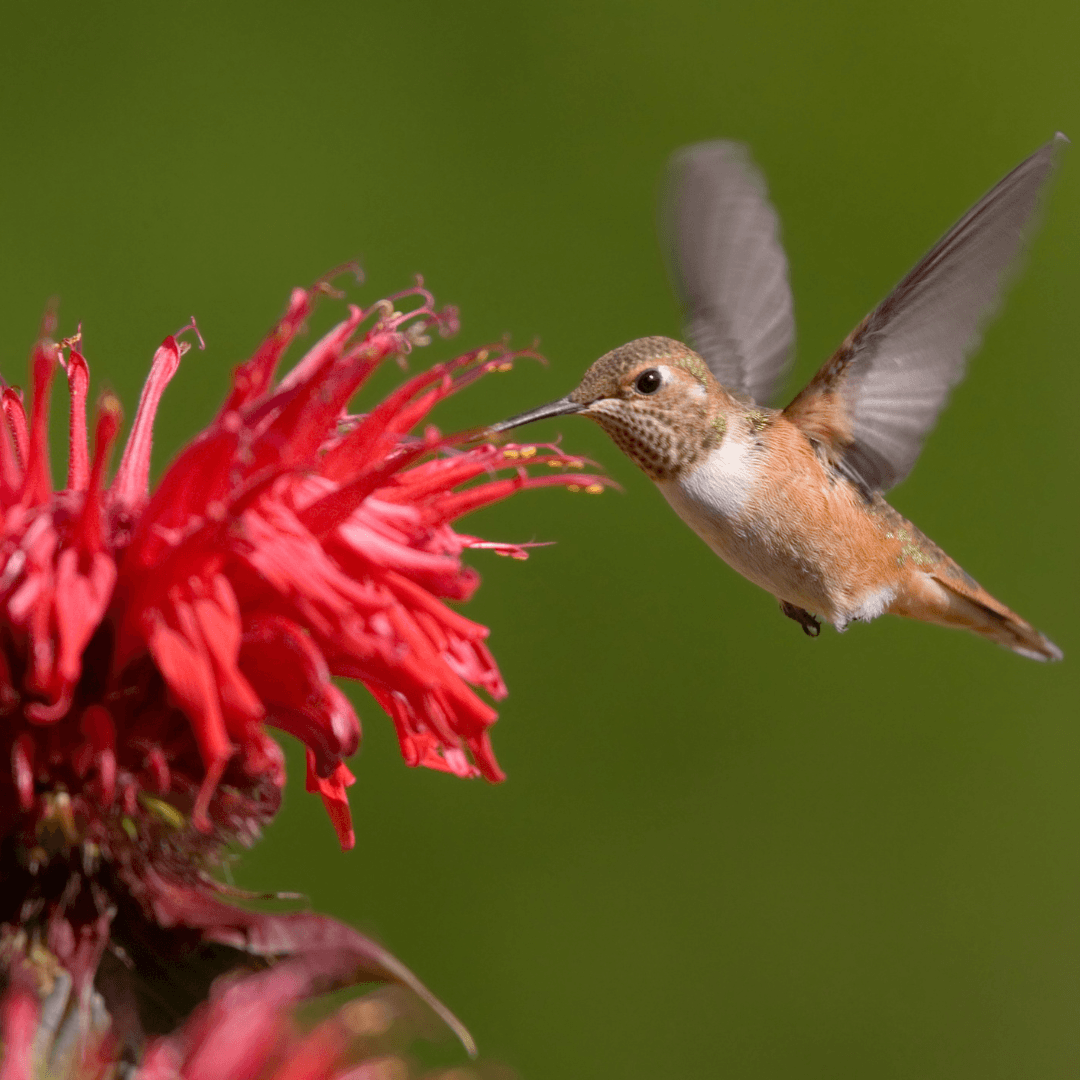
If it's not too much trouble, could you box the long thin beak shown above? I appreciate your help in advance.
[488,396,583,434]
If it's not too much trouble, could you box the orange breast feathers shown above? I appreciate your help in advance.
[739,419,914,618]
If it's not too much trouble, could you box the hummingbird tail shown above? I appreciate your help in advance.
[885,565,1062,656]
[960,599,1063,662]
[893,567,1063,661]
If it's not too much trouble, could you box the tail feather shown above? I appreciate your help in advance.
[928,570,1062,660]
[892,564,1063,661]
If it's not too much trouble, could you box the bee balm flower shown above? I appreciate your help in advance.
[2,277,599,852]
[0,275,602,1069]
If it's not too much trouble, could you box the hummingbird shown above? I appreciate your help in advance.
[491,137,1066,660]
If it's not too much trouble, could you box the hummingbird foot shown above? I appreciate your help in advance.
[779,601,821,638]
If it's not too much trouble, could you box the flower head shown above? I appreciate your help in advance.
[0,273,603,1068]
[2,274,601,849]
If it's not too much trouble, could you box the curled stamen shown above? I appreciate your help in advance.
[174,316,206,351]
[315,260,364,298]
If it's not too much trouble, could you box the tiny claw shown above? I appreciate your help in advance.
[780,600,820,637]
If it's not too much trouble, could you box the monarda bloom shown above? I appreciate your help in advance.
[0,274,602,1072]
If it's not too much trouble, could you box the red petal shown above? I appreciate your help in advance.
[111,336,183,509]
[0,977,38,1080]
[220,286,313,413]
[305,751,356,851]
[64,350,90,492]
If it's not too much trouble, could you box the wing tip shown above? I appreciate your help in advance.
[1042,131,1069,168]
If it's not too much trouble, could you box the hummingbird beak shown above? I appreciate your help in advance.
[487,396,584,434]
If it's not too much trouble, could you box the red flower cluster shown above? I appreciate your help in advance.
[0,275,603,1076]
[0,276,601,856]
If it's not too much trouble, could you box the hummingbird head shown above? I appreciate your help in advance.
[491,336,731,480]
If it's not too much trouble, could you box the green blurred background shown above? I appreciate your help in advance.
[3,1,1079,1076]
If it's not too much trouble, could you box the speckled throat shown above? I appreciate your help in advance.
[584,397,722,481]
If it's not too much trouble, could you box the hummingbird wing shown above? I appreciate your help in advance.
[663,141,795,406]
[784,135,1065,494]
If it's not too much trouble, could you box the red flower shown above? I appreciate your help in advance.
[1,274,602,856]
[0,274,603,1073]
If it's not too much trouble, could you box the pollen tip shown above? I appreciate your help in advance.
[59,328,83,354]
[93,393,124,451]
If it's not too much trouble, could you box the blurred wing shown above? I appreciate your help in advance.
[785,135,1066,493]
[663,141,795,405]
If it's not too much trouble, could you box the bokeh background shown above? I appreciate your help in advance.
[3,2,1079,1076]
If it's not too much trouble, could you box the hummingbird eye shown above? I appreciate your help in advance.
[634,368,662,395]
